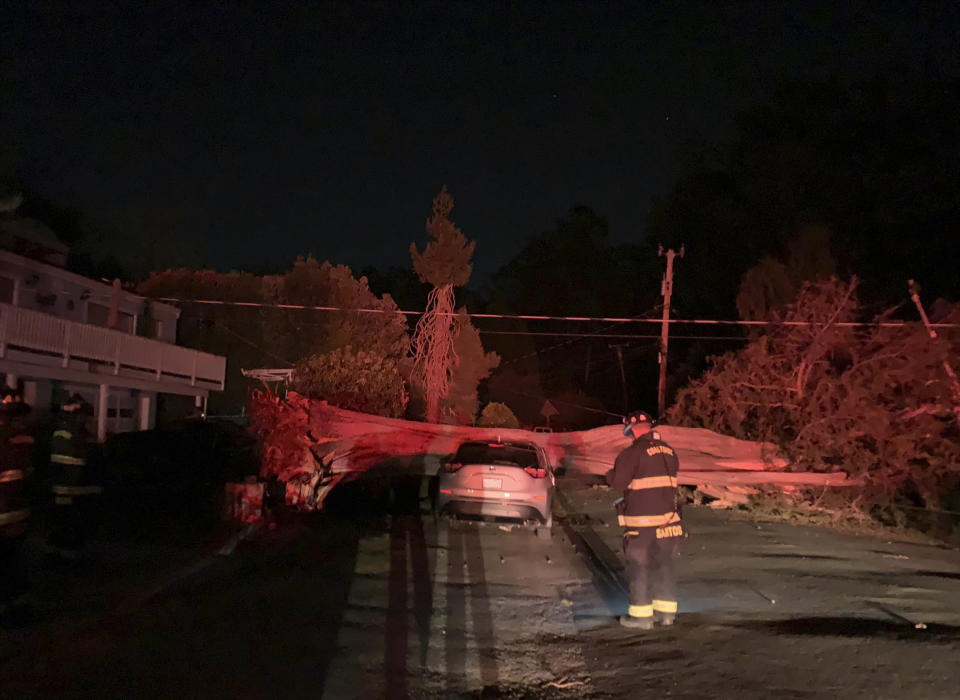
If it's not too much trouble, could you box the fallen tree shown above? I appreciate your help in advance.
[248,391,856,510]
[669,277,960,521]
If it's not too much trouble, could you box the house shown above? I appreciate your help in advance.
[0,211,226,441]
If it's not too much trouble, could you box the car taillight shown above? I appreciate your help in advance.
[442,462,463,473]
[524,466,547,478]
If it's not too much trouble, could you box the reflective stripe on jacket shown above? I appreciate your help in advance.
[49,416,88,465]
[1,417,36,476]
[0,508,29,526]
[49,414,98,497]
[0,469,29,530]
[605,434,681,529]
[51,454,86,466]
[52,484,103,496]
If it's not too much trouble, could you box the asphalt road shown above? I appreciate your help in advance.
[2,473,960,699]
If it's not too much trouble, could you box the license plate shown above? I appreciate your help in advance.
[482,478,502,490]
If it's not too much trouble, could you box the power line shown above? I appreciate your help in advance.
[215,322,295,367]
[156,296,960,329]
[478,330,749,341]
[497,304,664,368]
[497,385,625,420]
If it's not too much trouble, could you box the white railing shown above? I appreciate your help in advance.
[0,303,225,390]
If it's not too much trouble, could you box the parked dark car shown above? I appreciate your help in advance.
[92,418,259,543]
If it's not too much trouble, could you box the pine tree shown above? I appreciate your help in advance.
[444,308,500,424]
[409,187,475,423]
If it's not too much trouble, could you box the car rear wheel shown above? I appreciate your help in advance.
[536,513,552,539]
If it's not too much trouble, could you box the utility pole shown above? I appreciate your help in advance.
[657,244,683,418]
[610,343,629,412]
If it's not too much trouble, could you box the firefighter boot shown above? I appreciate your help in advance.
[654,612,676,627]
[619,615,654,630]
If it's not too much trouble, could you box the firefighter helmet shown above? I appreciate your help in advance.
[622,410,656,437]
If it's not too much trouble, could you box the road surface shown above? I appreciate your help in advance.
[2,473,960,698]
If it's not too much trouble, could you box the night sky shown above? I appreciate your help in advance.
[3,1,957,281]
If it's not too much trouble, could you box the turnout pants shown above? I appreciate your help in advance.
[624,523,683,620]
[48,483,101,559]
[0,533,27,603]
[49,495,87,558]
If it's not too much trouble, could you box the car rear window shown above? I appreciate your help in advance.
[454,443,539,467]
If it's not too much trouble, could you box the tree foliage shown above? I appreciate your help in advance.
[410,187,475,423]
[669,278,960,512]
[736,226,837,322]
[485,206,660,418]
[409,186,474,288]
[290,346,408,418]
[478,402,520,429]
[736,256,795,323]
[138,261,409,413]
[137,268,269,413]
[262,256,409,362]
[649,78,960,318]
[443,308,500,424]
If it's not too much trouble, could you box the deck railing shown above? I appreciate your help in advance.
[0,302,225,390]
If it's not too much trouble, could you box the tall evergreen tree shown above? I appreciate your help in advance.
[409,186,475,423]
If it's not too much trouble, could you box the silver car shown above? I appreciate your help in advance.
[435,440,554,537]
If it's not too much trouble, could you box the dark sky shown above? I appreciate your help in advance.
[3,1,957,280]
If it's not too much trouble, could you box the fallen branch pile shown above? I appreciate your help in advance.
[249,391,857,510]
[669,277,960,513]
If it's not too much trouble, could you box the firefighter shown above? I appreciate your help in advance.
[48,393,101,561]
[0,387,35,610]
[605,410,683,630]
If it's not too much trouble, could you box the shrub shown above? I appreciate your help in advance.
[290,346,408,418]
[478,402,520,429]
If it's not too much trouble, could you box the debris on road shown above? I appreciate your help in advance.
[223,480,264,523]
[546,676,586,689]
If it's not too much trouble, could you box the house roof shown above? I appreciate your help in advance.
[0,248,180,319]
[0,217,69,254]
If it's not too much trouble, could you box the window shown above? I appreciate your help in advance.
[0,277,13,304]
[87,303,134,333]
[453,442,540,467]
[87,303,108,327]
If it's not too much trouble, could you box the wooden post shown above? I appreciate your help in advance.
[657,245,683,418]
[0,305,7,359]
[62,323,71,368]
[97,383,109,443]
[138,392,154,431]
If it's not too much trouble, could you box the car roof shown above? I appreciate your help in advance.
[457,440,538,451]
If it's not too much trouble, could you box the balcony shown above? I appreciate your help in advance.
[0,302,225,396]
